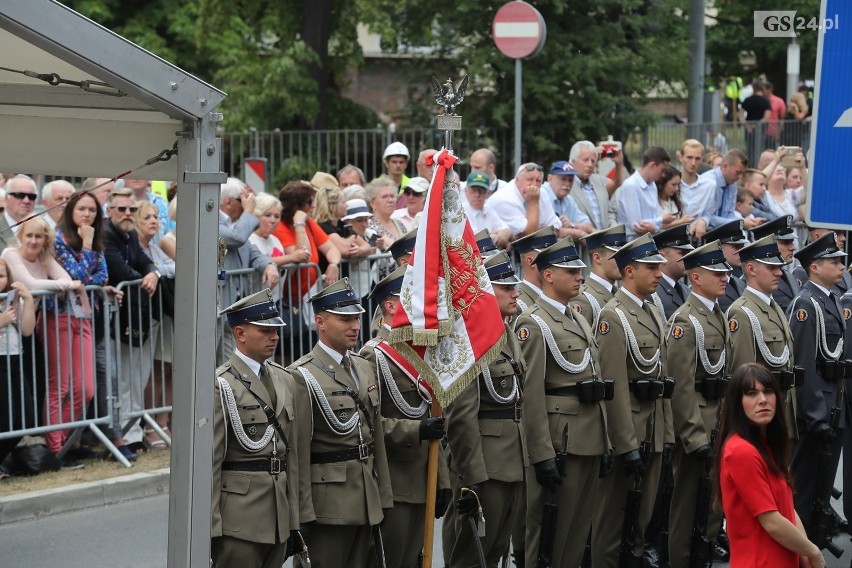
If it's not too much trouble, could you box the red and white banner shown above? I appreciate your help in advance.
[390,149,506,407]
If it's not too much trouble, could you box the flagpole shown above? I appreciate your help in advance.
[421,399,443,568]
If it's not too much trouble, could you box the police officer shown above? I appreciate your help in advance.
[359,265,447,567]
[840,289,852,526]
[570,224,628,327]
[212,289,303,568]
[702,220,748,312]
[511,226,558,313]
[444,251,528,567]
[727,235,799,440]
[651,224,695,320]
[289,278,394,567]
[788,233,849,532]
[664,241,732,566]
[515,238,609,568]
[751,215,800,313]
[591,234,674,568]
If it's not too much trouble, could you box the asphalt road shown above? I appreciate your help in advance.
[1,490,851,567]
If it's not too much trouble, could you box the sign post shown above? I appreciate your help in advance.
[492,1,546,171]
[805,0,852,230]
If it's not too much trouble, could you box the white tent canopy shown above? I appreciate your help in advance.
[0,0,224,180]
[0,3,225,567]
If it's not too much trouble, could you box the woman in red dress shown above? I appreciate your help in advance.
[715,363,824,567]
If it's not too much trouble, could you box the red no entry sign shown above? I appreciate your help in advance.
[492,1,547,59]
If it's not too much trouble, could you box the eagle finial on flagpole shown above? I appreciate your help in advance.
[432,74,467,151]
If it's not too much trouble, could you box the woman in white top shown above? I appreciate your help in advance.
[135,201,175,450]
[249,193,309,302]
[765,165,799,221]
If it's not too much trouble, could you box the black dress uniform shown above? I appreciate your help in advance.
[591,235,674,568]
[571,224,628,327]
[751,215,800,313]
[212,289,303,568]
[788,234,848,531]
[652,224,695,321]
[445,252,528,568]
[840,290,852,522]
[289,279,394,568]
[516,239,610,568]
[664,242,732,567]
[703,220,749,313]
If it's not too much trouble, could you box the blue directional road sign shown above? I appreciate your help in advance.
[806,0,852,230]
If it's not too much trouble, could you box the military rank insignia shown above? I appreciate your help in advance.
[843,308,851,321]
[728,319,738,332]
[516,327,530,342]
[598,321,610,335]
[671,325,684,339]
[571,304,582,314]
[795,309,808,322]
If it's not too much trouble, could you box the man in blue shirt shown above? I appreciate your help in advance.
[541,161,596,239]
[698,149,748,231]
[616,147,671,239]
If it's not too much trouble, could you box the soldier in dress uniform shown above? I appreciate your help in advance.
[727,235,799,441]
[570,224,627,327]
[651,224,695,320]
[664,241,732,566]
[444,251,528,567]
[288,278,394,568]
[511,226,558,314]
[359,265,448,567]
[591,234,674,568]
[212,289,304,568]
[751,215,800,313]
[839,288,852,525]
[788,233,849,532]
[369,228,418,337]
[794,226,852,296]
[515,238,610,568]
[702,220,748,312]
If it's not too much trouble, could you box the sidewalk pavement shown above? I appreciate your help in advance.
[0,467,170,525]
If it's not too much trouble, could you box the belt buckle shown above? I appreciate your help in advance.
[358,444,369,462]
[269,457,283,475]
[513,404,523,422]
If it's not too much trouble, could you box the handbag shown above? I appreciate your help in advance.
[116,288,160,346]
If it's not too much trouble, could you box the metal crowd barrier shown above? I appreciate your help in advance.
[0,286,133,467]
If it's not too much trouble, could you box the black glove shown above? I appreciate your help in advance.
[622,449,646,476]
[297,522,312,542]
[285,530,305,559]
[813,422,835,445]
[419,416,446,441]
[435,488,453,519]
[662,443,674,466]
[599,453,614,478]
[457,483,484,516]
[533,458,562,491]
[692,443,712,461]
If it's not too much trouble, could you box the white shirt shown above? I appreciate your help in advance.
[317,340,359,388]
[390,207,418,232]
[617,170,662,238]
[4,212,19,234]
[690,291,717,312]
[746,286,773,305]
[462,197,510,234]
[620,287,645,308]
[484,178,561,238]
[539,292,567,314]
[661,273,677,289]
[233,347,264,378]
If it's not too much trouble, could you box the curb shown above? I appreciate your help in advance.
[0,467,170,525]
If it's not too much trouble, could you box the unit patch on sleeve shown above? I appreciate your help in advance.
[795,309,808,322]
[516,327,530,342]
[598,321,610,335]
[728,319,738,332]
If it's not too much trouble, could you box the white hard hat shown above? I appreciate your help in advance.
[383,141,410,160]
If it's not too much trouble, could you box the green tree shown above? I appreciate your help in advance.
[707,0,820,98]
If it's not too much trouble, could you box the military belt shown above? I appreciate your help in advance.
[629,378,674,401]
[478,405,523,422]
[311,442,374,464]
[694,376,731,400]
[222,457,286,475]
[819,360,844,382]
[771,367,804,390]
[546,379,614,403]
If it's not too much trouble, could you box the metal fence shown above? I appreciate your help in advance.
[221,127,513,187]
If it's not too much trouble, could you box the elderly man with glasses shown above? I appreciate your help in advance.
[484,163,571,239]
[0,174,39,252]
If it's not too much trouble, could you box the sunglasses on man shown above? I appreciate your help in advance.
[8,192,37,201]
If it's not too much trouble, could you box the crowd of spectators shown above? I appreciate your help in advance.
[0,129,818,478]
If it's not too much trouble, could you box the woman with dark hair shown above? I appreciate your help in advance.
[657,165,694,229]
[715,363,824,567]
[275,181,342,304]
